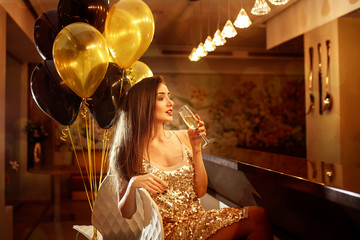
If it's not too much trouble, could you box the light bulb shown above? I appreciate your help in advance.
[213,29,226,46]
[269,0,289,5]
[204,36,216,52]
[234,8,252,28]
[195,43,207,57]
[189,48,200,61]
[221,20,238,38]
[251,0,271,16]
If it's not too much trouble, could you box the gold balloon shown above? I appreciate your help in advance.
[53,22,109,98]
[126,61,153,86]
[105,0,154,68]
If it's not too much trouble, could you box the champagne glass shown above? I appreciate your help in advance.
[179,105,215,149]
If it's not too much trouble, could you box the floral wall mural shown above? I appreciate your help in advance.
[163,73,306,160]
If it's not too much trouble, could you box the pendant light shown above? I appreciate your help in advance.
[203,7,216,52]
[234,1,252,29]
[195,42,207,57]
[221,20,238,38]
[251,0,271,16]
[212,1,227,46]
[213,29,226,46]
[188,1,206,61]
[204,36,216,52]
[189,48,200,61]
[269,0,289,5]
[221,0,237,38]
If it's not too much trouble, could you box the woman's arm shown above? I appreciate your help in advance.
[191,137,208,198]
[179,121,208,198]
[118,174,168,219]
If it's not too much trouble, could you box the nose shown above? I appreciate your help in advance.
[167,98,174,106]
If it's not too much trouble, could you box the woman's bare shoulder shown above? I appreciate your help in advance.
[172,130,191,148]
[172,129,187,138]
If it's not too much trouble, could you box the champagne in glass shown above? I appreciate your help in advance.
[179,105,215,149]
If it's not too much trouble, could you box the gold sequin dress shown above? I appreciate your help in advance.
[143,136,248,239]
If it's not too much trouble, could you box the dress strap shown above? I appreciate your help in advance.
[172,131,193,159]
[172,131,183,145]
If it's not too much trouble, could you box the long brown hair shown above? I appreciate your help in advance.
[109,75,165,190]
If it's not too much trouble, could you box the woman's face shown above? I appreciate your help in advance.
[154,83,174,123]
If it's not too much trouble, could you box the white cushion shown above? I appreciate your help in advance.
[73,225,103,240]
[91,175,164,240]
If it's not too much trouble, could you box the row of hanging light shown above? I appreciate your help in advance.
[188,0,290,61]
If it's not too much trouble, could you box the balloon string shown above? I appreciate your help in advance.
[76,106,91,185]
[92,118,98,198]
[61,99,114,214]
[84,108,95,206]
[76,121,90,181]
[60,128,68,142]
[121,68,125,93]
[127,67,135,85]
[65,126,93,212]
[81,98,90,118]
[99,130,110,187]
[81,100,95,207]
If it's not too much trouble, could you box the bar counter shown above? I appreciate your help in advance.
[203,153,360,240]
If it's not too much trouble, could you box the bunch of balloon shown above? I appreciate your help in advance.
[30,1,155,235]
[30,1,111,236]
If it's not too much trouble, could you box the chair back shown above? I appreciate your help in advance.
[91,175,164,240]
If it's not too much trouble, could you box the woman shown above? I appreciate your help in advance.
[109,75,272,239]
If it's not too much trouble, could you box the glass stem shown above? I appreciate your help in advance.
[199,133,209,143]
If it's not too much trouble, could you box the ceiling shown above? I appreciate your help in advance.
[7,0,304,63]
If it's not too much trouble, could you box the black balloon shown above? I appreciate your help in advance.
[88,63,131,129]
[57,0,109,33]
[30,60,82,126]
[33,9,60,60]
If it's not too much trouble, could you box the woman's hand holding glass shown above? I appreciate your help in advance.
[130,173,168,194]
[179,105,215,149]
[187,114,206,147]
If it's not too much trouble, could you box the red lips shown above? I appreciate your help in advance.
[166,109,173,116]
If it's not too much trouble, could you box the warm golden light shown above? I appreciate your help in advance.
[189,48,200,61]
[221,20,237,38]
[204,36,216,52]
[251,0,271,15]
[234,8,252,28]
[213,29,226,46]
[196,43,208,57]
[268,0,289,5]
